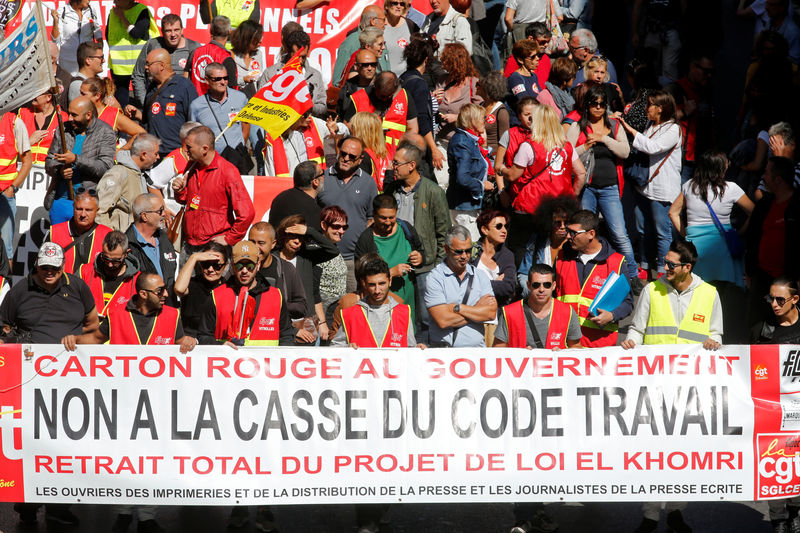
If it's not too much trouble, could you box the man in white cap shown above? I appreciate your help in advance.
[0,242,98,345]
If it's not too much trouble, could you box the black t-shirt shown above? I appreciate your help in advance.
[751,314,800,344]
[180,277,220,338]
[267,188,321,228]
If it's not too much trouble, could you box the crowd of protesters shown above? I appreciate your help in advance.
[0,0,799,531]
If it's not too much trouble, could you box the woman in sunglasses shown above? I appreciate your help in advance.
[317,206,349,333]
[173,241,229,339]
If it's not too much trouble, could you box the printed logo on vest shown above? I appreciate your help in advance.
[193,54,214,82]
[390,332,404,345]
[692,313,705,323]
[486,114,496,125]
[151,102,161,115]
[152,335,172,345]
[259,317,275,326]
[393,102,404,114]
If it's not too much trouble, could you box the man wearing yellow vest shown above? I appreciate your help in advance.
[0,110,32,261]
[106,0,159,107]
[622,239,721,533]
[199,0,259,31]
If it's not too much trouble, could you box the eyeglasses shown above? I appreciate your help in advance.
[314,172,325,179]
[328,223,349,231]
[566,228,587,237]
[234,261,256,271]
[664,259,687,270]
[524,55,538,61]
[76,186,98,197]
[589,100,607,108]
[89,55,104,61]
[142,286,168,295]
[100,253,125,265]
[207,75,229,82]
[144,206,165,215]
[531,281,553,289]
[387,1,406,5]
[339,151,361,161]
[357,62,378,68]
[765,294,789,306]
[145,60,164,67]
[450,248,472,256]
[493,222,507,230]
[200,260,225,270]
[391,160,412,168]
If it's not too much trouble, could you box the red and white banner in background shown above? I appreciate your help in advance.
[14,0,432,85]
[10,165,292,280]
[1,343,800,505]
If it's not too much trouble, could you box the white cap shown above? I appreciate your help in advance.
[37,242,64,268]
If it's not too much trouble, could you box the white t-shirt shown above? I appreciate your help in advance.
[682,181,746,227]
[512,142,579,167]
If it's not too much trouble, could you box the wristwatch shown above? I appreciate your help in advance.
[453,304,461,314]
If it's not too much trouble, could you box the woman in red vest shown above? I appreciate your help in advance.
[80,76,145,151]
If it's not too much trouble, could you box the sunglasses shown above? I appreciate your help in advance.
[589,101,607,108]
[142,286,168,295]
[450,248,472,256]
[100,253,125,265]
[234,261,256,271]
[39,265,61,273]
[391,160,412,168]
[76,186,98,197]
[328,223,349,231]
[664,259,687,270]
[493,222,507,230]
[566,228,587,237]
[339,151,361,161]
[357,62,378,68]
[387,0,406,5]
[207,75,228,82]
[144,206,165,215]
[200,260,225,270]
[531,281,553,289]
[765,294,790,306]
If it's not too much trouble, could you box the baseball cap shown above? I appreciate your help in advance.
[232,240,259,264]
[38,242,65,268]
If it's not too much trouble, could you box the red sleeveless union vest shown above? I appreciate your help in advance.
[510,140,574,214]
[350,88,408,155]
[165,147,190,175]
[51,222,112,274]
[555,251,625,347]
[98,105,121,130]
[340,303,411,347]
[265,119,326,177]
[576,119,624,195]
[364,147,390,191]
[190,43,233,95]
[18,107,66,166]
[0,112,19,191]
[78,263,139,317]
[108,304,180,344]
[501,299,573,349]
[211,284,283,344]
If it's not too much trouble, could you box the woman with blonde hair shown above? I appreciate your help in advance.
[446,103,495,239]
[349,111,391,191]
[80,76,145,151]
[578,56,625,112]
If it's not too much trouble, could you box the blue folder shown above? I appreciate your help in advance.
[587,272,631,316]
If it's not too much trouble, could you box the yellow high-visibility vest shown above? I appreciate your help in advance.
[643,280,717,344]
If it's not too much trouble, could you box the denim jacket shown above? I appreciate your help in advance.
[446,129,488,211]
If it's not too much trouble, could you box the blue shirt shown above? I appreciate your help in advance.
[189,88,249,154]
[133,225,163,278]
[424,261,494,347]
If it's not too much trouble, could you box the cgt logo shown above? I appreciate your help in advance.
[757,434,800,497]
[754,364,768,380]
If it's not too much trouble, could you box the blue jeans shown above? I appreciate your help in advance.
[581,185,638,279]
[0,193,16,259]
[636,194,674,273]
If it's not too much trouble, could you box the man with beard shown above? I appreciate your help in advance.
[131,14,199,107]
[78,230,141,318]
[46,188,113,274]
[337,49,379,117]
[45,96,116,224]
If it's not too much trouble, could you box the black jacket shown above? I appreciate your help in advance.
[125,223,179,305]
[469,240,517,306]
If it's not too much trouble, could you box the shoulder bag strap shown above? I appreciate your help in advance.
[62,224,97,254]
[205,93,232,148]
[523,304,545,349]
[704,198,728,236]
[645,124,678,184]
[450,272,475,346]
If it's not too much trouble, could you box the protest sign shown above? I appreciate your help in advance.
[0,6,50,115]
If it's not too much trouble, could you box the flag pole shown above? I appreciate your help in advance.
[36,0,73,201]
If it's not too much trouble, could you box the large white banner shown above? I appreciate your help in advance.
[0,7,50,115]
[1,343,799,505]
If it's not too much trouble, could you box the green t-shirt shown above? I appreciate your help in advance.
[374,228,415,320]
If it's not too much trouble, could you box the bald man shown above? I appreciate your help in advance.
[126,48,198,156]
[45,96,117,224]
[337,49,379,116]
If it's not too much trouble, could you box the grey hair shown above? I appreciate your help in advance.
[769,121,795,145]
[211,16,231,38]
[130,134,160,157]
[396,143,422,168]
[446,225,472,248]
[132,193,162,220]
[359,27,383,47]
[359,5,383,30]
[180,121,202,141]
[204,61,226,78]
[572,29,598,53]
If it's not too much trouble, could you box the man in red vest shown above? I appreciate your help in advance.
[78,230,141,318]
[197,240,310,346]
[332,255,421,348]
[0,109,32,260]
[555,210,633,347]
[342,71,419,157]
[184,15,238,96]
[17,90,65,168]
[494,263,581,349]
[46,188,112,274]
